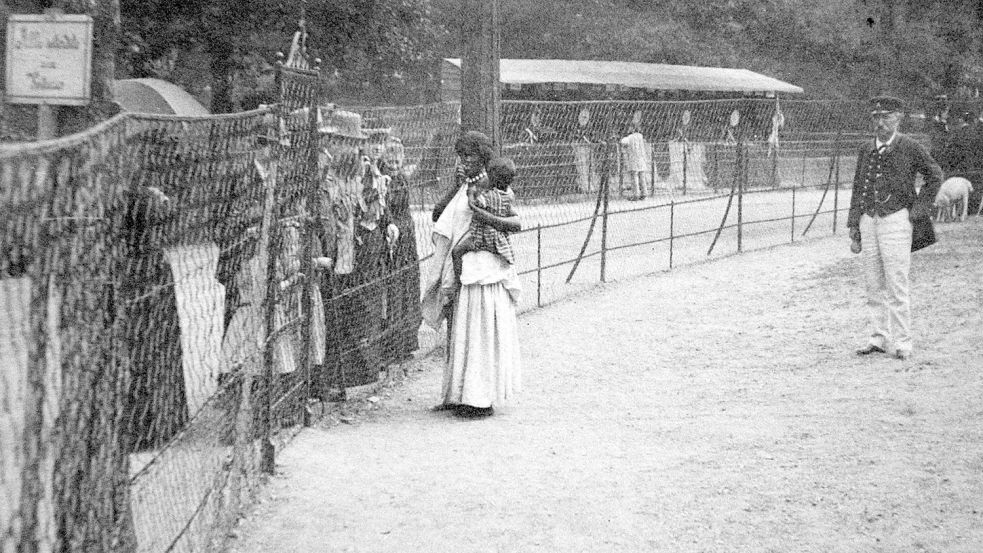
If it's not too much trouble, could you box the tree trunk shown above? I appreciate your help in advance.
[207,28,236,114]
[460,0,500,153]
[53,0,120,135]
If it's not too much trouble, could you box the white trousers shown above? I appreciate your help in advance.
[859,209,913,354]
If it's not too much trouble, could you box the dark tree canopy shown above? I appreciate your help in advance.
[9,0,983,112]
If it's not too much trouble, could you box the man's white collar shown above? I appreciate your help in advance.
[876,133,897,150]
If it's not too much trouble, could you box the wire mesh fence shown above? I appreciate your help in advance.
[5,95,976,553]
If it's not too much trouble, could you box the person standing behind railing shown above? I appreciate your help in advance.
[378,138,422,363]
[620,126,647,201]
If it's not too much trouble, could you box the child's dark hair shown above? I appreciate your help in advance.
[487,157,516,191]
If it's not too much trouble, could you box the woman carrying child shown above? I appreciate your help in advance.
[425,131,523,418]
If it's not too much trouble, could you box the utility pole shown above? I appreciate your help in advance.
[460,0,501,152]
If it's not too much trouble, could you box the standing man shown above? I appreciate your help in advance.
[848,95,943,360]
[620,126,648,200]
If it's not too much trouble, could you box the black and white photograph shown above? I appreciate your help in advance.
[2,0,982,551]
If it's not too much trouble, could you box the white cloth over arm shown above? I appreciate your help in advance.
[420,184,472,329]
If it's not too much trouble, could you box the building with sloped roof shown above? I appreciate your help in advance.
[440,58,803,102]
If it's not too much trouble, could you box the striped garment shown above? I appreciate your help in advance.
[470,187,516,265]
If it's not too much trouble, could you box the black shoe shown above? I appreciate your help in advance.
[455,405,494,418]
[856,345,886,356]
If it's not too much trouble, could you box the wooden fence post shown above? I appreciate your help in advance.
[791,183,796,243]
[832,133,841,234]
[260,155,278,475]
[737,139,744,253]
[536,227,542,307]
[669,201,675,270]
[601,162,610,283]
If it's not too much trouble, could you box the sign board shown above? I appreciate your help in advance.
[5,14,93,106]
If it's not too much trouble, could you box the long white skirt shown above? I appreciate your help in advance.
[441,280,521,408]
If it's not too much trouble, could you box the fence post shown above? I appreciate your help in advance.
[712,144,718,191]
[301,106,319,427]
[260,157,278,475]
[601,158,610,283]
[800,143,808,188]
[587,141,593,195]
[536,226,542,307]
[650,140,656,196]
[669,200,675,269]
[18,275,51,553]
[737,139,744,253]
[682,142,688,196]
[791,183,796,243]
[617,142,623,199]
[832,133,841,234]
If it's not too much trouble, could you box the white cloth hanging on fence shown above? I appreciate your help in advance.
[220,256,264,375]
[668,141,708,191]
[165,244,225,414]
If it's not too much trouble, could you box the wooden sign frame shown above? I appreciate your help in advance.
[5,13,94,106]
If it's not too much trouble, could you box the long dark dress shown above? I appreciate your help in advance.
[120,188,187,453]
[380,171,422,363]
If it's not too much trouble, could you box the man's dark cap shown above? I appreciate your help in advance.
[870,95,904,115]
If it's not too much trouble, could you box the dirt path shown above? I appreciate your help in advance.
[226,219,983,553]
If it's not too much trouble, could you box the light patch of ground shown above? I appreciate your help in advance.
[225,219,983,553]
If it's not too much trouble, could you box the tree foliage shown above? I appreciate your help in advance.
[434,0,983,101]
[112,0,983,109]
[117,0,445,111]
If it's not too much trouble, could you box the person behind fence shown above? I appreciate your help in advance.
[424,131,523,419]
[120,135,187,453]
[848,95,943,361]
[620,125,647,200]
[378,137,422,362]
[451,157,518,275]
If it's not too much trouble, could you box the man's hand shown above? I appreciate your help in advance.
[849,226,860,242]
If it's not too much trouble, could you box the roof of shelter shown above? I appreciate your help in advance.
[443,58,803,95]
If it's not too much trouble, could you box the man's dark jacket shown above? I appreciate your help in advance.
[847,133,944,229]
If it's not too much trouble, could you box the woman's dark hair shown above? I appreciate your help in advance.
[454,130,495,166]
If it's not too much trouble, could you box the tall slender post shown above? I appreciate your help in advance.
[301,104,319,427]
[800,144,808,188]
[617,143,624,199]
[669,201,675,269]
[601,157,610,283]
[682,143,688,196]
[587,143,594,195]
[460,0,501,150]
[737,139,744,253]
[536,227,542,307]
[260,152,278,475]
[832,133,841,233]
[17,277,50,553]
[650,141,656,196]
[791,183,796,243]
[37,104,58,140]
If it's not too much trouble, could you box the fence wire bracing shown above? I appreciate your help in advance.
[5,96,957,553]
[357,99,879,311]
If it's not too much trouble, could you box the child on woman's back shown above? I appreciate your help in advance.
[452,157,518,275]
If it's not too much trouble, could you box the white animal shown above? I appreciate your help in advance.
[934,176,976,222]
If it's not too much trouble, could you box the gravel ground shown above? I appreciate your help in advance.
[225,218,983,553]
